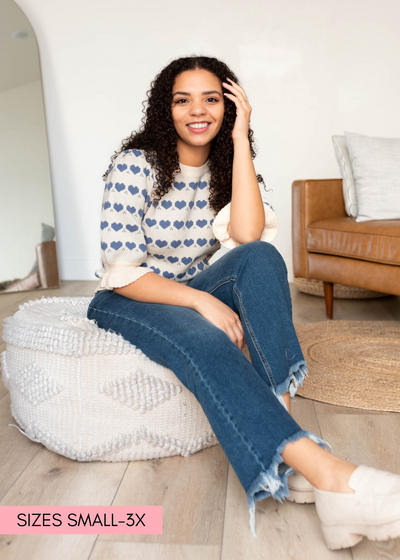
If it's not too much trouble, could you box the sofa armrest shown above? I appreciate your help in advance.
[292,179,346,278]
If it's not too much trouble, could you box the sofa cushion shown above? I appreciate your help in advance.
[344,131,400,223]
[332,135,358,218]
[307,217,400,266]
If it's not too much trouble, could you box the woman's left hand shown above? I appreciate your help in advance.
[222,77,252,142]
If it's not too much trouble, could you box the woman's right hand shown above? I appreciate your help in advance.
[192,292,246,351]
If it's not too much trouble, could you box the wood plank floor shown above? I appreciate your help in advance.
[1,281,399,560]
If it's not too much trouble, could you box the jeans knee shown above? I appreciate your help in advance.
[243,241,287,276]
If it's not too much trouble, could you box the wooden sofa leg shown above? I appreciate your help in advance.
[323,282,334,319]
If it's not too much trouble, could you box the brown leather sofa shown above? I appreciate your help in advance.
[292,179,400,319]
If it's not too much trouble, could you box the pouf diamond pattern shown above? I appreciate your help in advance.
[1,296,219,462]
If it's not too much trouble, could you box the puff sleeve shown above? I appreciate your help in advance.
[95,150,154,290]
[212,200,279,248]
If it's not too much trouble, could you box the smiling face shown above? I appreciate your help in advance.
[171,68,225,161]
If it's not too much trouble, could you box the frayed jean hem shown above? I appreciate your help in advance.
[246,430,334,538]
[270,359,309,413]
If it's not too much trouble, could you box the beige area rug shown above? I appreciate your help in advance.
[294,321,400,413]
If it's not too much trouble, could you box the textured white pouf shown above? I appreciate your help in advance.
[1,296,219,462]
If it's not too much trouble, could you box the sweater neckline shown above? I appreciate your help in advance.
[178,159,210,177]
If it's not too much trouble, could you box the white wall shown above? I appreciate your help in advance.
[15,0,400,283]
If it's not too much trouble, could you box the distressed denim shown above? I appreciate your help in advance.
[86,241,333,537]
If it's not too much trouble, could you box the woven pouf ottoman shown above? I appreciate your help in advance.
[1,296,219,462]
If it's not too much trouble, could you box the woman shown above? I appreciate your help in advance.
[87,55,400,549]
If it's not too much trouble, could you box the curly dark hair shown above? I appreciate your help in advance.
[103,55,268,214]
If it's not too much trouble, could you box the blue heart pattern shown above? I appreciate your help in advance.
[95,149,224,285]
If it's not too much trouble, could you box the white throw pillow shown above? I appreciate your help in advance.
[344,131,400,222]
[332,135,358,217]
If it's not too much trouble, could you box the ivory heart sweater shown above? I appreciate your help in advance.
[94,149,278,294]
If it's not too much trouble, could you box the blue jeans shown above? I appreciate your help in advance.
[86,241,333,537]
